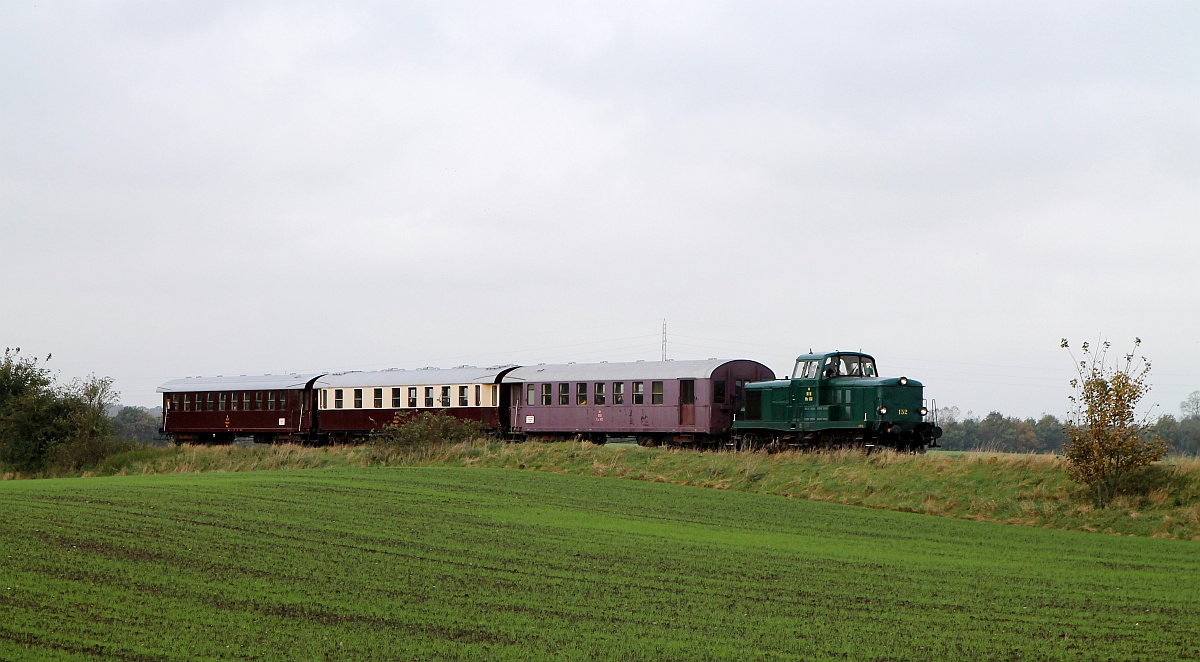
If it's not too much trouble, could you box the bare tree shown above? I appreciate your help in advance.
[1182,391,1200,419]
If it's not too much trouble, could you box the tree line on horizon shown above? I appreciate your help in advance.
[935,392,1200,456]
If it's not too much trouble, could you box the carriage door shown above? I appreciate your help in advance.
[680,380,695,426]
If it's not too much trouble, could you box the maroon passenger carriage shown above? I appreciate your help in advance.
[158,373,324,444]
[503,359,775,445]
[312,365,519,441]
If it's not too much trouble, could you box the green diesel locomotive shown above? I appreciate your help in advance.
[733,351,941,452]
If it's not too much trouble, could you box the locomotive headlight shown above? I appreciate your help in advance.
[919,406,928,416]
[899,377,909,386]
[878,406,888,415]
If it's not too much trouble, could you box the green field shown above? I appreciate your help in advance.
[2,467,1198,660]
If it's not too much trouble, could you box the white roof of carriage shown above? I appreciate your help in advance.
[314,365,517,388]
[504,359,767,383]
[157,373,324,393]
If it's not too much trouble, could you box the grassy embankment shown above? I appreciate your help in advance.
[2,467,1198,660]
[7,440,1199,540]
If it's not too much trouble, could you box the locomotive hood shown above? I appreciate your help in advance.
[824,376,924,388]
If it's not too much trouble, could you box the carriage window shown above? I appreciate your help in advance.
[243,392,251,410]
[680,380,695,405]
[559,383,569,405]
[541,384,552,406]
[321,390,328,409]
[279,391,287,409]
[218,393,226,411]
[183,394,191,411]
[594,382,606,405]
[491,385,498,406]
[475,384,481,406]
[409,387,418,408]
[267,392,275,410]
[576,383,587,405]
[459,385,469,407]
[714,380,726,404]
[334,389,343,409]
[391,388,402,408]
[230,393,238,411]
[206,393,214,411]
[424,387,434,407]
[651,381,664,405]
[440,386,451,407]
[255,392,263,410]
[612,382,624,405]
[632,382,644,405]
[353,389,363,408]
[527,384,536,406]
[374,388,384,408]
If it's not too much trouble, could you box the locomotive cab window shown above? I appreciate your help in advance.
[794,360,819,379]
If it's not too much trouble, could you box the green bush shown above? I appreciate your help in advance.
[0,348,124,474]
[369,412,483,449]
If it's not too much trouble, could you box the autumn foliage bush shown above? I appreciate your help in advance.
[1061,338,1169,505]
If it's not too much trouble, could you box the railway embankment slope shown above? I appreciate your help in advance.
[7,440,1199,540]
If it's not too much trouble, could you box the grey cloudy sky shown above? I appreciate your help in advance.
[2,1,1197,419]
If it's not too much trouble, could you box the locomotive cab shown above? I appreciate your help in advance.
[734,351,941,451]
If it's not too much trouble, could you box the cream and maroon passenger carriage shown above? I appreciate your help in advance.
[313,366,518,440]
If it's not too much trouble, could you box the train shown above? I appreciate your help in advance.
[157,351,941,451]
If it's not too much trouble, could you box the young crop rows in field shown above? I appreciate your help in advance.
[1,468,1198,660]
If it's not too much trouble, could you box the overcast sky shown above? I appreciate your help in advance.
[2,1,1197,419]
